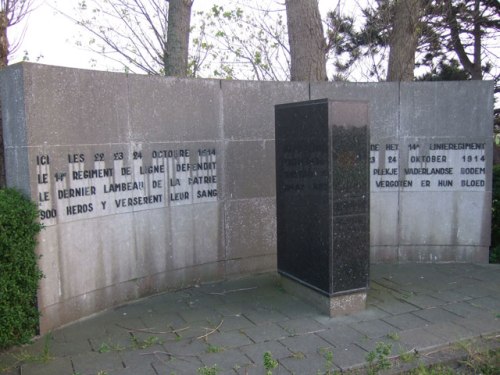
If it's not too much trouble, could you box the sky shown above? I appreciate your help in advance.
[8,0,356,74]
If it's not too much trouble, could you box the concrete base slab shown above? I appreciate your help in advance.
[279,275,367,317]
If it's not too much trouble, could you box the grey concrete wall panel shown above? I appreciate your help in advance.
[222,80,309,140]
[35,225,62,309]
[0,65,31,192]
[370,192,399,246]
[128,76,221,142]
[400,81,495,138]
[0,64,26,147]
[225,198,277,260]
[4,147,31,195]
[168,203,223,270]
[398,245,489,263]
[224,140,275,199]
[371,246,399,263]
[22,64,130,145]
[226,254,277,277]
[399,191,491,246]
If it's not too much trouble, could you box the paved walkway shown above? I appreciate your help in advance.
[1,263,500,375]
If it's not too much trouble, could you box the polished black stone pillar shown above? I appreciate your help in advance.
[275,99,370,316]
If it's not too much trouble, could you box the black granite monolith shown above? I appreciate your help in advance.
[275,99,370,316]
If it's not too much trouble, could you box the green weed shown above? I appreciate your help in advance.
[130,335,162,349]
[366,342,392,375]
[197,364,219,375]
[387,332,400,341]
[292,351,305,359]
[318,347,338,374]
[205,343,224,353]
[97,342,125,353]
[13,334,52,364]
[263,351,279,375]
[398,348,418,363]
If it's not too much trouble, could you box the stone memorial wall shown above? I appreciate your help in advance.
[0,63,494,332]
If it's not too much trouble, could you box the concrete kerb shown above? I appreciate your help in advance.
[0,263,499,375]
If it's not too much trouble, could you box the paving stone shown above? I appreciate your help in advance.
[376,297,420,315]
[403,294,447,309]
[350,319,400,339]
[469,268,500,283]
[0,352,18,374]
[278,318,326,336]
[397,328,447,351]
[19,357,74,375]
[6,264,500,375]
[205,330,254,349]
[169,319,213,340]
[450,282,495,298]
[441,301,495,318]
[280,351,337,375]
[65,316,146,345]
[216,314,256,332]
[198,348,253,372]
[177,307,223,324]
[71,351,125,374]
[236,363,292,374]
[412,307,462,324]
[243,307,290,325]
[140,311,185,329]
[119,347,165,369]
[432,289,472,303]
[453,316,500,336]
[162,336,208,356]
[470,296,500,312]
[0,366,18,375]
[423,322,477,343]
[330,344,368,370]
[241,322,289,343]
[151,355,204,375]
[111,362,158,375]
[88,331,132,353]
[275,299,319,319]
[279,334,331,355]
[214,303,247,317]
[356,336,406,356]
[382,313,431,330]
[316,325,365,347]
[238,340,292,363]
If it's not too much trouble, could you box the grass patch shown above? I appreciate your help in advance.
[387,332,400,341]
[197,364,219,375]
[130,335,162,349]
[13,334,52,364]
[205,343,224,353]
[97,342,126,353]
[398,348,418,363]
[263,351,278,375]
[366,342,392,375]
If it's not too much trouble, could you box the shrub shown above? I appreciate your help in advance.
[491,165,500,263]
[0,188,43,349]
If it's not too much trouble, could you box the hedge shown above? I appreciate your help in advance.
[491,165,500,263]
[0,188,43,349]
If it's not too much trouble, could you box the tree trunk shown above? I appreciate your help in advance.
[387,0,424,81]
[164,0,193,77]
[285,0,327,81]
[444,0,482,80]
[0,111,4,188]
[0,11,7,188]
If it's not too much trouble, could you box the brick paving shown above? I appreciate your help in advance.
[1,263,499,374]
